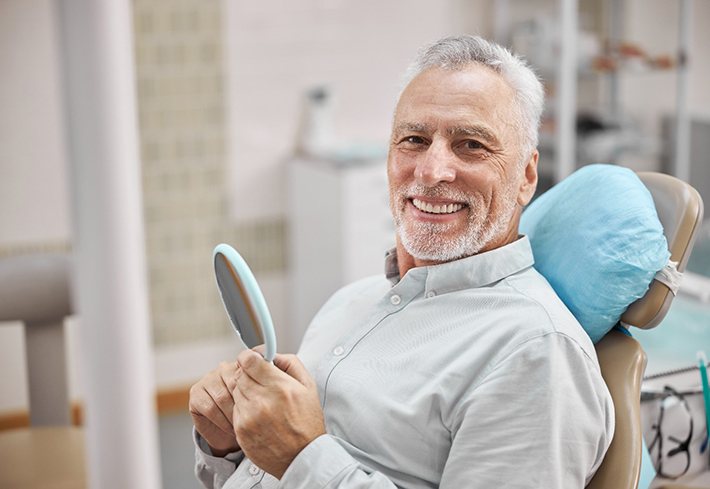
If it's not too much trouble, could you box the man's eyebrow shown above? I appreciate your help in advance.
[447,125,499,145]
[392,122,431,136]
[393,122,500,146]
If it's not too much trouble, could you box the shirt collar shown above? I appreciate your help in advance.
[384,236,534,294]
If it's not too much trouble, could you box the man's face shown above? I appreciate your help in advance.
[387,64,537,264]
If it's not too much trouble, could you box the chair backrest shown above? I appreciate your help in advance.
[622,172,706,329]
[0,253,74,426]
[586,172,704,489]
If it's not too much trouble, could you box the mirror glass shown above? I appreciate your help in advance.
[213,244,276,361]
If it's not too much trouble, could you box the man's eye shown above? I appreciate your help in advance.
[402,136,426,145]
[462,140,484,150]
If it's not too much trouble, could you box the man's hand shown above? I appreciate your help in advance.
[233,349,326,479]
[189,361,241,457]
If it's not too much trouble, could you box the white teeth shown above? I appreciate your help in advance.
[412,199,463,214]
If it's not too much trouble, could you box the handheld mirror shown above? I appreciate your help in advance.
[213,243,276,361]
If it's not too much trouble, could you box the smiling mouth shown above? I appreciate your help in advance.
[411,198,465,215]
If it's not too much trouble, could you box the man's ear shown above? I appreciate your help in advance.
[517,150,539,207]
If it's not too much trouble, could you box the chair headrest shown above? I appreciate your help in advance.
[520,165,704,342]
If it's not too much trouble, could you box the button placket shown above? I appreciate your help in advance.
[317,281,420,408]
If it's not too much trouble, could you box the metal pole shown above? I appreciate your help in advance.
[675,0,692,182]
[56,0,162,488]
[555,0,578,182]
[607,0,623,121]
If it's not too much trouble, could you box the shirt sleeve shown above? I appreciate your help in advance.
[279,434,400,488]
[439,332,614,489]
[193,428,244,489]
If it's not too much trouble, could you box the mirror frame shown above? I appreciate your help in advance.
[213,243,276,361]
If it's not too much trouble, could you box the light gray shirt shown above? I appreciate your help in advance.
[195,236,614,489]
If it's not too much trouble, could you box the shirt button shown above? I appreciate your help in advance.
[333,346,345,356]
[248,464,260,476]
[426,290,436,298]
[390,294,401,305]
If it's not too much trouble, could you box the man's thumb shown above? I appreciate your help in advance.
[273,354,310,385]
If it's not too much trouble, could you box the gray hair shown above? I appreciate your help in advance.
[401,35,544,158]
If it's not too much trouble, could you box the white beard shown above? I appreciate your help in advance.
[390,183,517,262]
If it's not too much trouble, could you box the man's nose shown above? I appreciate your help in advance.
[414,141,456,186]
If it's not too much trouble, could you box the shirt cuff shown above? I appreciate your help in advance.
[193,427,244,476]
[279,434,358,489]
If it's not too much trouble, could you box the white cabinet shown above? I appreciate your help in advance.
[287,157,394,350]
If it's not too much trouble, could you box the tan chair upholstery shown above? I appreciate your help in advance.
[586,173,704,489]
[0,253,86,489]
[623,173,706,330]
[0,427,86,489]
[587,331,648,489]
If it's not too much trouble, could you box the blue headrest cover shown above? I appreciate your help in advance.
[520,164,670,343]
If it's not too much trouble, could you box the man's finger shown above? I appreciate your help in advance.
[195,386,235,435]
[192,410,234,438]
[203,379,236,425]
[232,379,248,406]
[234,365,264,400]
[273,353,313,386]
[222,364,240,393]
[237,349,273,385]
[231,380,248,428]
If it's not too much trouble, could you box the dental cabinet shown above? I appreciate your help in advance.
[288,156,394,348]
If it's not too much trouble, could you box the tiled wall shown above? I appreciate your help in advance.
[133,0,286,346]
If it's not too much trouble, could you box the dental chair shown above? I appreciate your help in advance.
[586,172,704,489]
[0,253,86,488]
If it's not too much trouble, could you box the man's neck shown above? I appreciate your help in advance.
[395,241,422,279]
[394,230,521,279]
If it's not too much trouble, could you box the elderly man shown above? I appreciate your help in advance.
[190,35,614,489]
